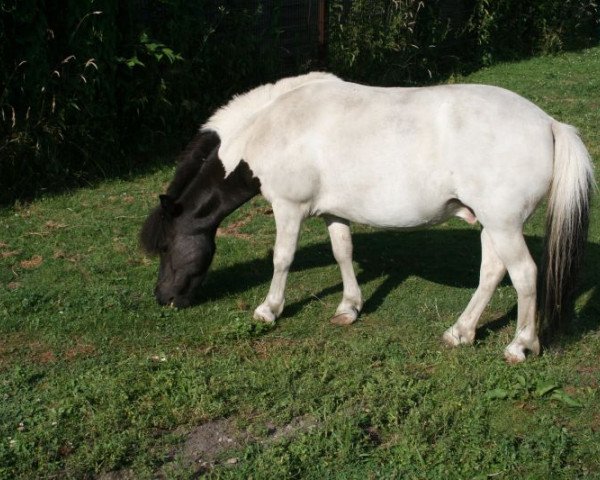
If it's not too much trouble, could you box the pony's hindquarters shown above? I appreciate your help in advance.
[540,121,595,338]
[447,120,593,361]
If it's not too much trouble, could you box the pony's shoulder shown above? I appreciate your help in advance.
[203,72,342,175]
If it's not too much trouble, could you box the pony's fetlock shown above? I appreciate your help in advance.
[253,304,276,323]
[442,324,476,347]
[504,336,540,363]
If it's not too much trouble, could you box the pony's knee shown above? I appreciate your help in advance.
[272,248,295,271]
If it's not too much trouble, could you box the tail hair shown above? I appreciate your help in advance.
[539,121,595,341]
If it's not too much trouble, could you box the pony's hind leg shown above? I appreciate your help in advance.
[443,228,506,347]
[324,216,363,325]
[484,228,541,362]
[253,201,304,323]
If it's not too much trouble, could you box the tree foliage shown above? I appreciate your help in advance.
[328,0,599,84]
[0,0,597,203]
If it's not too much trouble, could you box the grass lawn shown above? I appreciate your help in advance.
[1,48,599,479]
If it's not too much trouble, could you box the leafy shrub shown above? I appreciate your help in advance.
[0,0,598,203]
[468,0,599,65]
[328,0,599,85]
[0,1,282,203]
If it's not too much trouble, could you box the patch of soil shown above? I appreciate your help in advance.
[181,418,247,468]
[45,221,67,230]
[252,338,297,360]
[20,255,43,269]
[26,341,57,364]
[64,342,95,361]
[216,206,272,239]
[38,350,57,364]
[217,218,252,239]
[0,335,56,367]
[157,413,319,477]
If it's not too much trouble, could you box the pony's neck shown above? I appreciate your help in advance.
[181,153,261,233]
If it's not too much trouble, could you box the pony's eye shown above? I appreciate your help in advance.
[160,245,168,254]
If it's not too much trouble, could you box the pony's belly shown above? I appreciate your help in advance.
[315,192,455,228]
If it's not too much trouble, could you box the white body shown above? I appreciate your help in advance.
[203,73,593,362]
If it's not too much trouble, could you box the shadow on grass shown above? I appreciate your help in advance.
[200,229,599,345]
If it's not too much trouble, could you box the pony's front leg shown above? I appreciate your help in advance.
[325,216,363,325]
[253,202,304,323]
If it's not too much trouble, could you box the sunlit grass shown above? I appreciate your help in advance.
[1,48,599,479]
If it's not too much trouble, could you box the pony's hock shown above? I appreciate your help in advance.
[141,72,594,363]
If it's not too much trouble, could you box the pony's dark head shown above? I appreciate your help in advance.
[140,128,260,308]
[140,194,216,307]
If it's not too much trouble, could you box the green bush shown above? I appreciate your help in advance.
[0,0,598,204]
[0,1,282,204]
[328,0,599,84]
[1,1,118,199]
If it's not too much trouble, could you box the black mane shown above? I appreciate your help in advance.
[166,129,221,199]
[140,207,169,254]
[140,129,221,254]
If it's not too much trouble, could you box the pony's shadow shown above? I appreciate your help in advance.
[202,229,600,344]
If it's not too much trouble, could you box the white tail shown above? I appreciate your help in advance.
[540,121,595,338]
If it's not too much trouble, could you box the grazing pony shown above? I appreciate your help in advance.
[141,72,594,362]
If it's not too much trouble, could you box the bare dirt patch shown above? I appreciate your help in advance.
[0,335,56,367]
[27,341,57,364]
[252,338,297,360]
[178,418,248,473]
[45,220,67,230]
[64,342,96,361]
[155,413,319,477]
[216,206,272,239]
[38,350,57,364]
[217,218,252,239]
[20,255,43,269]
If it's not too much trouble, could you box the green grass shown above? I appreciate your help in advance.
[1,48,600,479]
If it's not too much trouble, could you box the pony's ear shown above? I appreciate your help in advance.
[159,194,183,217]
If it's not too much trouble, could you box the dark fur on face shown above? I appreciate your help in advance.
[140,129,261,307]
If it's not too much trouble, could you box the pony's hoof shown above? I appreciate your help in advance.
[253,304,276,323]
[504,350,526,364]
[503,344,526,363]
[504,338,540,363]
[442,327,474,347]
[330,312,356,325]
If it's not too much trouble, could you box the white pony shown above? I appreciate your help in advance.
[142,72,594,363]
